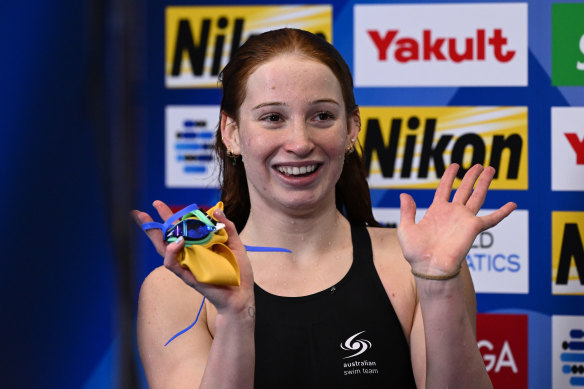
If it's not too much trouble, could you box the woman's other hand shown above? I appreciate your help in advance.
[132,200,173,257]
[397,163,517,277]
[132,201,255,316]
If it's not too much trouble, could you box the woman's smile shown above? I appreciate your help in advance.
[275,163,319,177]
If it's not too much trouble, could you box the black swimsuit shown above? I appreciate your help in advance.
[254,224,417,388]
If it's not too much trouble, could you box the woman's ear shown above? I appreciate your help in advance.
[220,111,241,155]
[347,107,361,148]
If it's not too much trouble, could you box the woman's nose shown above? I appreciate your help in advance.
[284,121,315,156]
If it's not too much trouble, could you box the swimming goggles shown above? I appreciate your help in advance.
[142,203,223,247]
[142,202,292,253]
[164,209,224,246]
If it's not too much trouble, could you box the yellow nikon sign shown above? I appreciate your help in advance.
[357,106,528,189]
[552,211,584,295]
[165,5,332,88]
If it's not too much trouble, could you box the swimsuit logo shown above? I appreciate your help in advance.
[340,331,372,359]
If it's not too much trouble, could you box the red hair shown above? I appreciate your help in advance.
[214,28,379,231]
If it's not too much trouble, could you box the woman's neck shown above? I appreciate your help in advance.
[239,199,349,257]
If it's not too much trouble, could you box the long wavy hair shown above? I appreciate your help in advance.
[214,28,380,231]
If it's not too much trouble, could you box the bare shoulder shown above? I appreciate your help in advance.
[366,226,418,339]
[138,266,211,388]
[138,266,203,325]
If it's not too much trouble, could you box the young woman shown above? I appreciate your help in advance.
[134,28,515,389]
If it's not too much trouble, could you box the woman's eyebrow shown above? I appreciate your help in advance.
[309,98,340,106]
[251,99,340,111]
[252,102,286,111]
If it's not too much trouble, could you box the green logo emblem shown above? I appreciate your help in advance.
[552,3,584,86]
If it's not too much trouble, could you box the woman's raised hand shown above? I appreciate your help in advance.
[132,200,174,257]
[397,164,517,277]
[132,201,255,316]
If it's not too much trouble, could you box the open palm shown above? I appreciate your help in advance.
[397,164,517,276]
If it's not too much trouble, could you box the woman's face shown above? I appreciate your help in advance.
[223,54,359,215]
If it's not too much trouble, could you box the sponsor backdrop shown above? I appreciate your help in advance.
[4,0,582,388]
[143,1,584,388]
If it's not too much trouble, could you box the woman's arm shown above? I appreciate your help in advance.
[408,262,488,389]
[398,164,516,389]
[134,205,256,389]
[137,267,255,389]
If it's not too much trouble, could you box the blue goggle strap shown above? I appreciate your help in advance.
[245,245,292,253]
[141,203,203,235]
[182,208,216,228]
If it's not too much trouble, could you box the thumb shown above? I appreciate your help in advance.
[213,208,246,253]
[163,236,185,268]
[399,193,417,228]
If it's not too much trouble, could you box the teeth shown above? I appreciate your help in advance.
[277,165,317,176]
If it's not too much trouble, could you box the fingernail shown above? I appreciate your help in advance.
[175,236,184,244]
[214,209,225,218]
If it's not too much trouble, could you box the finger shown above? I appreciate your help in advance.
[479,202,517,230]
[434,163,459,202]
[452,164,484,205]
[132,209,166,256]
[213,208,255,286]
[163,237,198,287]
[130,209,150,226]
[163,236,184,267]
[153,200,174,222]
[399,193,417,228]
[213,208,246,253]
[466,166,496,214]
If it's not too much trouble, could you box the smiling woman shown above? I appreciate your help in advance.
[221,55,358,217]
[215,28,378,232]
[134,28,515,389]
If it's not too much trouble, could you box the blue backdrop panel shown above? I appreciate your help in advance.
[3,0,582,388]
[0,1,118,388]
[138,1,584,388]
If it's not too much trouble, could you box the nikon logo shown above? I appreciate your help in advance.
[552,212,584,295]
[357,107,528,189]
[165,6,332,88]
[170,17,246,78]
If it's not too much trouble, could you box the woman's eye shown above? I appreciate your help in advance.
[315,111,334,121]
[261,113,281,122]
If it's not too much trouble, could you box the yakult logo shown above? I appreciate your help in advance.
[368,29,515,64]
[354,3,528,86]
[551,107,584,191]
